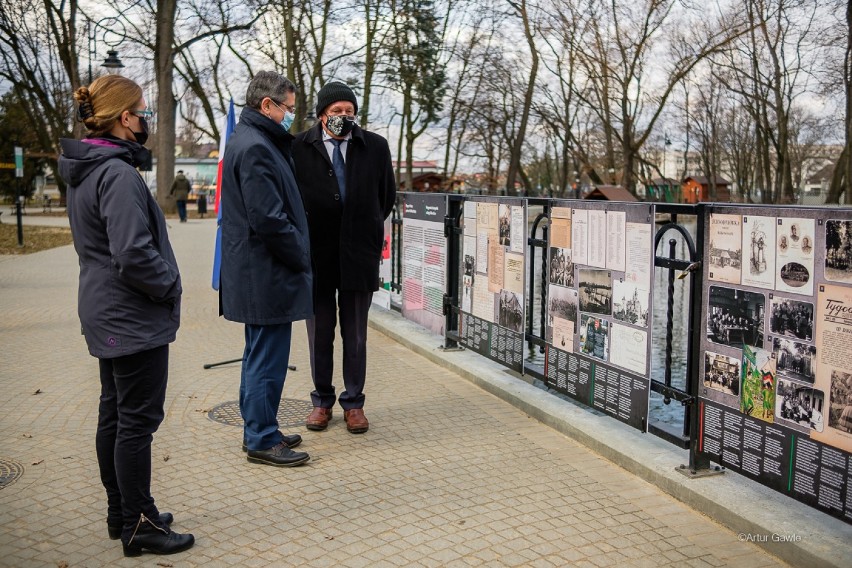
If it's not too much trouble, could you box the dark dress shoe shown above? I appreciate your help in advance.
[306,407,333,430]
[247,441,310,467]
[242,432,302,452]
[344,408,369,433]
[108,512,173,540]
[122,515,194,557]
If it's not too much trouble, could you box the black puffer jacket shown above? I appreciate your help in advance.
[58,137,181,358]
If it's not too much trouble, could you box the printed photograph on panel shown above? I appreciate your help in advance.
[498,290,523,332]
[550,316,574,352]
[828,370,852,435]
[549,247,574,287]
[813,284,852,452]
[550,206,572,249]
[708,214,742,284]
[580,315,608,361]
[462,275,473,313]
[609,323,647,374]
[498,204,511,247]
[775,378,824,433]
[707,286,765,348]
[579,268,612,315]
[825,219,852,283]
[775,217,815,295]
[741,215,776,289]
[769,296,813,341]
[612,280,649,327]
[772,337,816,384]
[740,344,776,423]
[704,351,741,397]
[548,285,578,324]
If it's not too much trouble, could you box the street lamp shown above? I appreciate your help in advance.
[87,17,126,83]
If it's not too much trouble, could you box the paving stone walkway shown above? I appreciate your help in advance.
[0,218,789,567]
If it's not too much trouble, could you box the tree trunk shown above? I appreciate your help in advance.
[155,0,177,212]
[504,0,538,196]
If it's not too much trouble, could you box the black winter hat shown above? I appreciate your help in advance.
[315,82,358,118]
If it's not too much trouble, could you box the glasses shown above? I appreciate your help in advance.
[272,100,296,114]
[132,109,154,119]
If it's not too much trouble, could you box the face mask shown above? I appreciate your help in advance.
[281,111,295,131]
[132,115,149,146]
[325,115,356,137]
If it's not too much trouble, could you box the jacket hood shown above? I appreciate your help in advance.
[58,137,140,186]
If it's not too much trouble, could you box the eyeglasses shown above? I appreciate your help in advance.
[272,100,296,114]
[132,109,154,119]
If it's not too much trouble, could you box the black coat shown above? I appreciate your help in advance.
[292,123,396,292]
[220,107,313,324]
[58,137,181,358]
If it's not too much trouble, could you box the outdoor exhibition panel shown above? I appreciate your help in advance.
[458,197,527,372]
[696,205,852,524]
[400,193,448,336]
[542,201,656,432]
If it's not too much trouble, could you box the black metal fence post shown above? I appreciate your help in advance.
[685,204,714,474]
[442,196,463,350]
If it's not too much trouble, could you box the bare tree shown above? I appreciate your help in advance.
[0,0,80,200]
[570,0,744,193]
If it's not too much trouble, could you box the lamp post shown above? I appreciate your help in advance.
[608,167,616,185]
[87,17,126,83]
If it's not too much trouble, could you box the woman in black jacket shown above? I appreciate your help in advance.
[58,75,194,557]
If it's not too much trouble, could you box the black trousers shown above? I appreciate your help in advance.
[307,288,373,410]
[96,344,168,538]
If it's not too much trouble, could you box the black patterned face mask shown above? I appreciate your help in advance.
[325,115,356,137]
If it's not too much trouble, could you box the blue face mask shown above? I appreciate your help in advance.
[271,100,295,131]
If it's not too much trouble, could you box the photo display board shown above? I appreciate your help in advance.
[542,201,655,431]
[401,193,448,336]
[458,197,527,372]
[698,206,852,524]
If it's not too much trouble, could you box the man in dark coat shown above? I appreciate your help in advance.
[169,170,191,222]
[292,82,396,433]
[220,71,312,467]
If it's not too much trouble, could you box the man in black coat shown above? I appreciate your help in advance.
[220,71,312,467]
[292,82,396,433]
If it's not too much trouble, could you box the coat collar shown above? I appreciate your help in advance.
[239,106,294,153]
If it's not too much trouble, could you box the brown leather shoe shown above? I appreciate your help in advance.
[306,407,332,431]
[344,408,369,433]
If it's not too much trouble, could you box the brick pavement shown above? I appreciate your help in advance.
[0,217,790,567]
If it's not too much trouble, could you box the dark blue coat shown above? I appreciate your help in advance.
[58,137,181,358]
[292,123,396,292]
[220,107,312,324]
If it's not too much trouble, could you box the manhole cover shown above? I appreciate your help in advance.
[0,458,24,489]
[208,399,314,428]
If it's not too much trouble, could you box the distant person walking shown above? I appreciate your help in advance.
[58,75,194,557]
[170,170,191,222]
[220,71,313,467]
[293,82,396,434]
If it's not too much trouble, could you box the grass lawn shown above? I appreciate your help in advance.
[0,223,73,254]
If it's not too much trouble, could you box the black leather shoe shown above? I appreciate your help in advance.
[122,515,194,557]
[242,432,302,452]
[247,441,310,467]
[108,512,173,540]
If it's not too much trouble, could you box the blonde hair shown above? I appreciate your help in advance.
[74,75,143,136]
